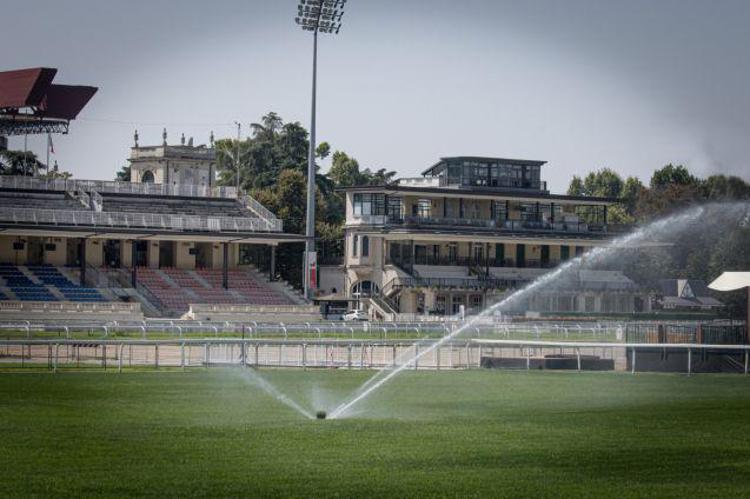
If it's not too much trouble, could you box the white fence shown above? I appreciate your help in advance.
[0,175,238,199]
[1,207,281,233]
[0,338,748,374]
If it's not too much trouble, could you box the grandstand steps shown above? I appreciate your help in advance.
[242,265,309,305]
[187,270,213,289]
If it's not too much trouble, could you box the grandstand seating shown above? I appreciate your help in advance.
[0,264,106,302]
[0,191,86,211]
[137,267,293,315]
[101,195,255,218]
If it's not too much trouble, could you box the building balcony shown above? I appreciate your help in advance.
[351,213,622,235]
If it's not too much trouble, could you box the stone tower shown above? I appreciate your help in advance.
[128,129,216,187]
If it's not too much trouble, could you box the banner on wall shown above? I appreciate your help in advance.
[307,251,318,290]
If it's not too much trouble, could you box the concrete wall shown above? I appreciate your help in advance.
[43,237,66,266]
[85,239,104,267]
[0,236,27,264]
[175,241,196,269]
[121,240,133,268]
[148,241,160,269]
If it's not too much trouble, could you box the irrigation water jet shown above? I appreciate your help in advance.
[238,368,316,420]
[328,202,749,419]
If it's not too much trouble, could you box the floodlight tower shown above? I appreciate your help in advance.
[295,0,346,299]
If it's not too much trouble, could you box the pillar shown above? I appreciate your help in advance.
[80,239,87,286]
[131,241,137,287]
[270,245,276,282]
[222,242,229,289]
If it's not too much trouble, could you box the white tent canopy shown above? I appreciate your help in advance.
[708,272,750,292]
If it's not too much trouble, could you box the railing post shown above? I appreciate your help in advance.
[745,349,749,375]
[576,348,581,372]
[53,343,59,373]
[687,348,691,375]
[414,343,419,370]
[155,344,159,369]
[204,342,209,367]
[118,343,124,373]
[631,347,636,374]
[181,342,186,370]
[255,342,260,367]
[526,346,530,370]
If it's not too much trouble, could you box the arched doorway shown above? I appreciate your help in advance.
[141,170,155,183]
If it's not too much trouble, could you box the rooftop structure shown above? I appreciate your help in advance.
[0,67,97,136]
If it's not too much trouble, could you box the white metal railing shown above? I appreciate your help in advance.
[0,176,238,199]
[1,338,749,374]
[2,207,281,233]
[397,177,440,187]
[0,301,141,314]
[241,194,282,230]
[77,190,91,208]
[188,304,320,314]
[91,191,103,212]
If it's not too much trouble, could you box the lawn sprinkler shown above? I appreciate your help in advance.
[316,411,327,420]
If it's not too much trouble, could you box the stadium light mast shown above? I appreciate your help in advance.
[295,0,346,299]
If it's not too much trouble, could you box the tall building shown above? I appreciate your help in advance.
[340,156,632,318]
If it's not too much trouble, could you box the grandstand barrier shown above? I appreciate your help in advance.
[0,301,143,321]
[184,304,322,322]
[2,207,281,233]
[0,338,748,374]
[0,175,238,199]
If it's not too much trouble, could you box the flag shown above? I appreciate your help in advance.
[47,134,55,154]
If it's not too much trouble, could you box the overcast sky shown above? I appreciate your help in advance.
[3,0,749,192]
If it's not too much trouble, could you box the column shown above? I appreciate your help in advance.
[80,238,87,286]
[222,242,228,289]
[131,240,137,287]
[269,245,276,282]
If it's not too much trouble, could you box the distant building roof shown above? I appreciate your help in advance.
[658,279,723,309]
[422,156,547,176]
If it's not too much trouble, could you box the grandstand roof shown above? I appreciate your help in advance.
[0,67,97,135]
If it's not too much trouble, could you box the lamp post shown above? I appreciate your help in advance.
[295,0,347,299]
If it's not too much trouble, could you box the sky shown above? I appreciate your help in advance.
[2,0,749,192]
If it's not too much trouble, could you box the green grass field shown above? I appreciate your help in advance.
[2,369,750,497]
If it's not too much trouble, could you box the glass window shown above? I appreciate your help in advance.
[353,193,373,216]
[361,236,369,257]
[416,199,431,218]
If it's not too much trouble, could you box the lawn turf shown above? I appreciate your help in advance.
[1,369,749,498]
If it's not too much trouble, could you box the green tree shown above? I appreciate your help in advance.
[115,165,131,181]
[650,164,698,190]
[582,168,623,198]
[567,176,584,196]
[0,150,43,176]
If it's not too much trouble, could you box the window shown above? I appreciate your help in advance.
[141,170,155,183]
[387,197,402,221]
[416,199,431,218]
[447,243,458,263]
[361,236,369,257]
[353,193,372,216]
[560,245,570,261]
[352,235,359,257]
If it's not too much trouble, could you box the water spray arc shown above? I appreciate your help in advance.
[328,203,747,419]
[239,368,316,420]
